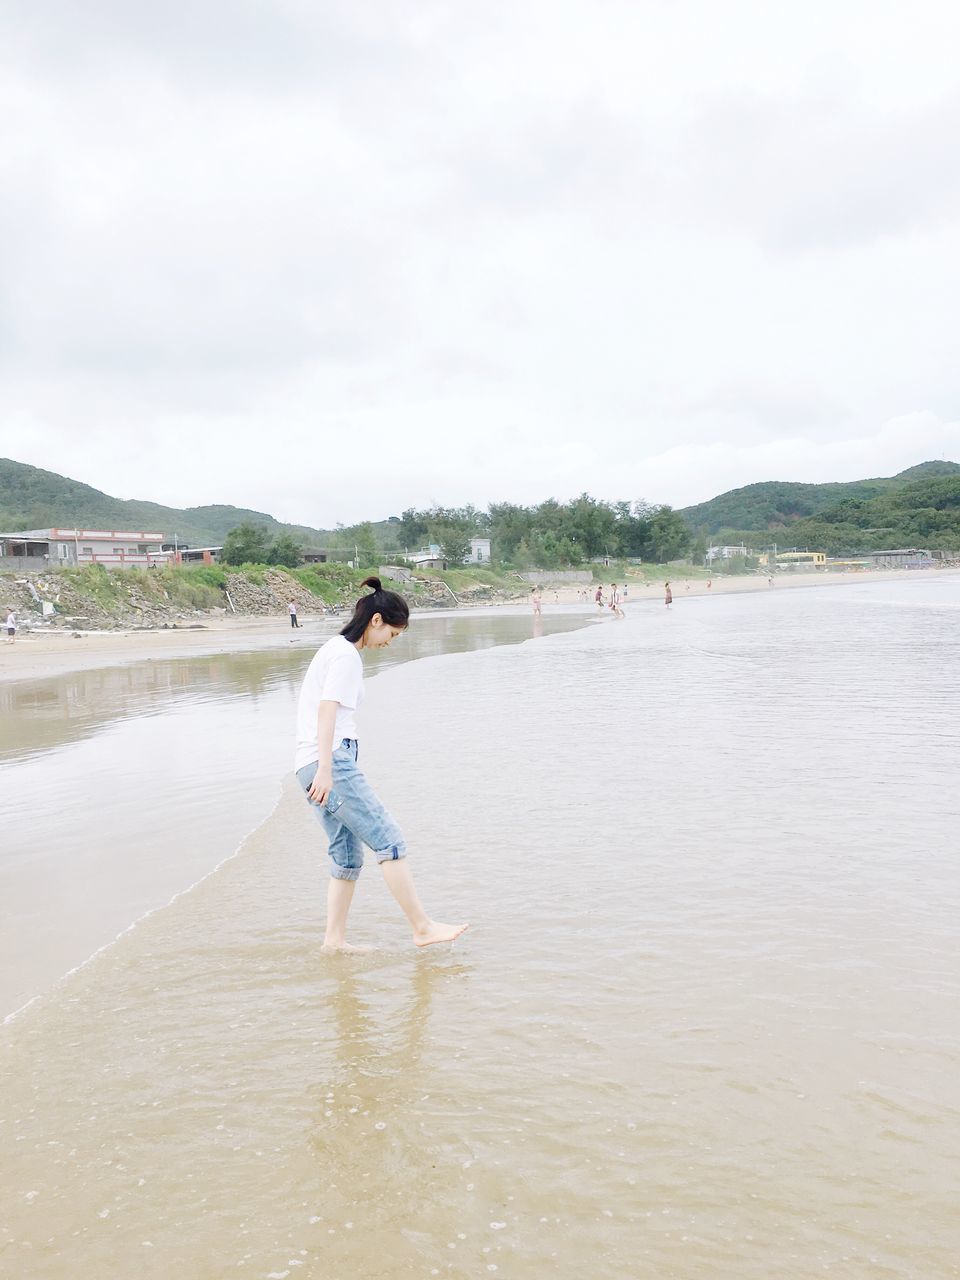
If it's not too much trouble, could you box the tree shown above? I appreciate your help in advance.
[434,521,473,565]
[221,521,272,565]
[689,531,708,564]
[645,507,691,562]
[346,522,379,568]
[399,508,428,550]
[268,533,303,568]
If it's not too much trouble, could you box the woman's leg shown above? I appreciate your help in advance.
[324,877,368,950]
[297,762,368,949]
[324,876,356,946]
[309,756,468,948]
[379,860,469,947]
[320,823,365,948]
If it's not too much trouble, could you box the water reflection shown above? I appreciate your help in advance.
[0,610,589,764]
[0,652,302,762]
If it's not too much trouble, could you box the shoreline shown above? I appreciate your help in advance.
[1,567,956,686]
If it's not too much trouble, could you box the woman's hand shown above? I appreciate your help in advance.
[308,766,333,805]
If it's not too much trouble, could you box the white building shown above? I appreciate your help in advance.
[406,538,492,569]
[706,544,750,562]
[0,528,168,569]
[407,543,445,568]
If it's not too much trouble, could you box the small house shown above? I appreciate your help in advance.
[0,528,168,568]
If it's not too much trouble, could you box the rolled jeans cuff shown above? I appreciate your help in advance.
[373,842,407,864]
[329,863,362,882]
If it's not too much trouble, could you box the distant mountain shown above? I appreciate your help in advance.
[679,460,960,534]
[0,458,329,547]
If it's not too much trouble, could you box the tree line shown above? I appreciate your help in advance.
[212,474,960,569]
[220,495,694,569]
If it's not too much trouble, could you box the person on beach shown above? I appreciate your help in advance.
[595,585,604,609]
[5,608,15,643]
[532,588,542,616]
[295,577,468,952]
[609,583,623,617]
[664,581,673,608]
[622,582,628,602]
[288,600,301,628]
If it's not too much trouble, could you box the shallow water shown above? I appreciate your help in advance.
[0,610,587,1017]
[1,580,958,1278]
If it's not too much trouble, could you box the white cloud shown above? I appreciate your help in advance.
[638,413,960,507]
[2,0,960,525]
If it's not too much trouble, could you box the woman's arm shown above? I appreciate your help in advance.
[306,700,339,803]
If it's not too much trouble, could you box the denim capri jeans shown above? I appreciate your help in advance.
[296,739,406,881]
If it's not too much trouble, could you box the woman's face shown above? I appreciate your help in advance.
[361,613,405,649]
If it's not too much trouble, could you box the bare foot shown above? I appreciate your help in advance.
[414,921,469,948]
[321,940,374,954]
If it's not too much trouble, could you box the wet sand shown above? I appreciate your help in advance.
[0,614,332,686]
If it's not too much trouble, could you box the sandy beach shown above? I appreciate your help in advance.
[0,613,334,685]
[1,567,956,686]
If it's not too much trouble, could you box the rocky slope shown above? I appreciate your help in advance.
[0,565,522,631]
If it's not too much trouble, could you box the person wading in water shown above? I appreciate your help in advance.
[295,578,468,951]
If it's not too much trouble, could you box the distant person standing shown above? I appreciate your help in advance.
[707,579,712,591]
[664,581,673,608]
[289,601,301,628]
[5,608,15,643]
[622,582,628,603]
[532,588,542,616]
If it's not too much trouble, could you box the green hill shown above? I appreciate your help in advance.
[5,455,960,563]
[0,458,329,547]
[680,461,960,534]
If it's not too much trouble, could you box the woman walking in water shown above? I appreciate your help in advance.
[295,577,468,951]
[664,581,673,608]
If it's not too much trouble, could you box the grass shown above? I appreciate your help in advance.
[59,563,127,609]
[291,564,362,603]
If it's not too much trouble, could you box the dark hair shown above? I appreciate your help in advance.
[340,576,410,643]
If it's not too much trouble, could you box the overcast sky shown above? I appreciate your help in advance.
[3,0,960,526]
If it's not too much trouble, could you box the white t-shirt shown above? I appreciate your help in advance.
[294,635,364,770]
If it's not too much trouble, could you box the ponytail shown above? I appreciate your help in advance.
[340,576,410,643]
